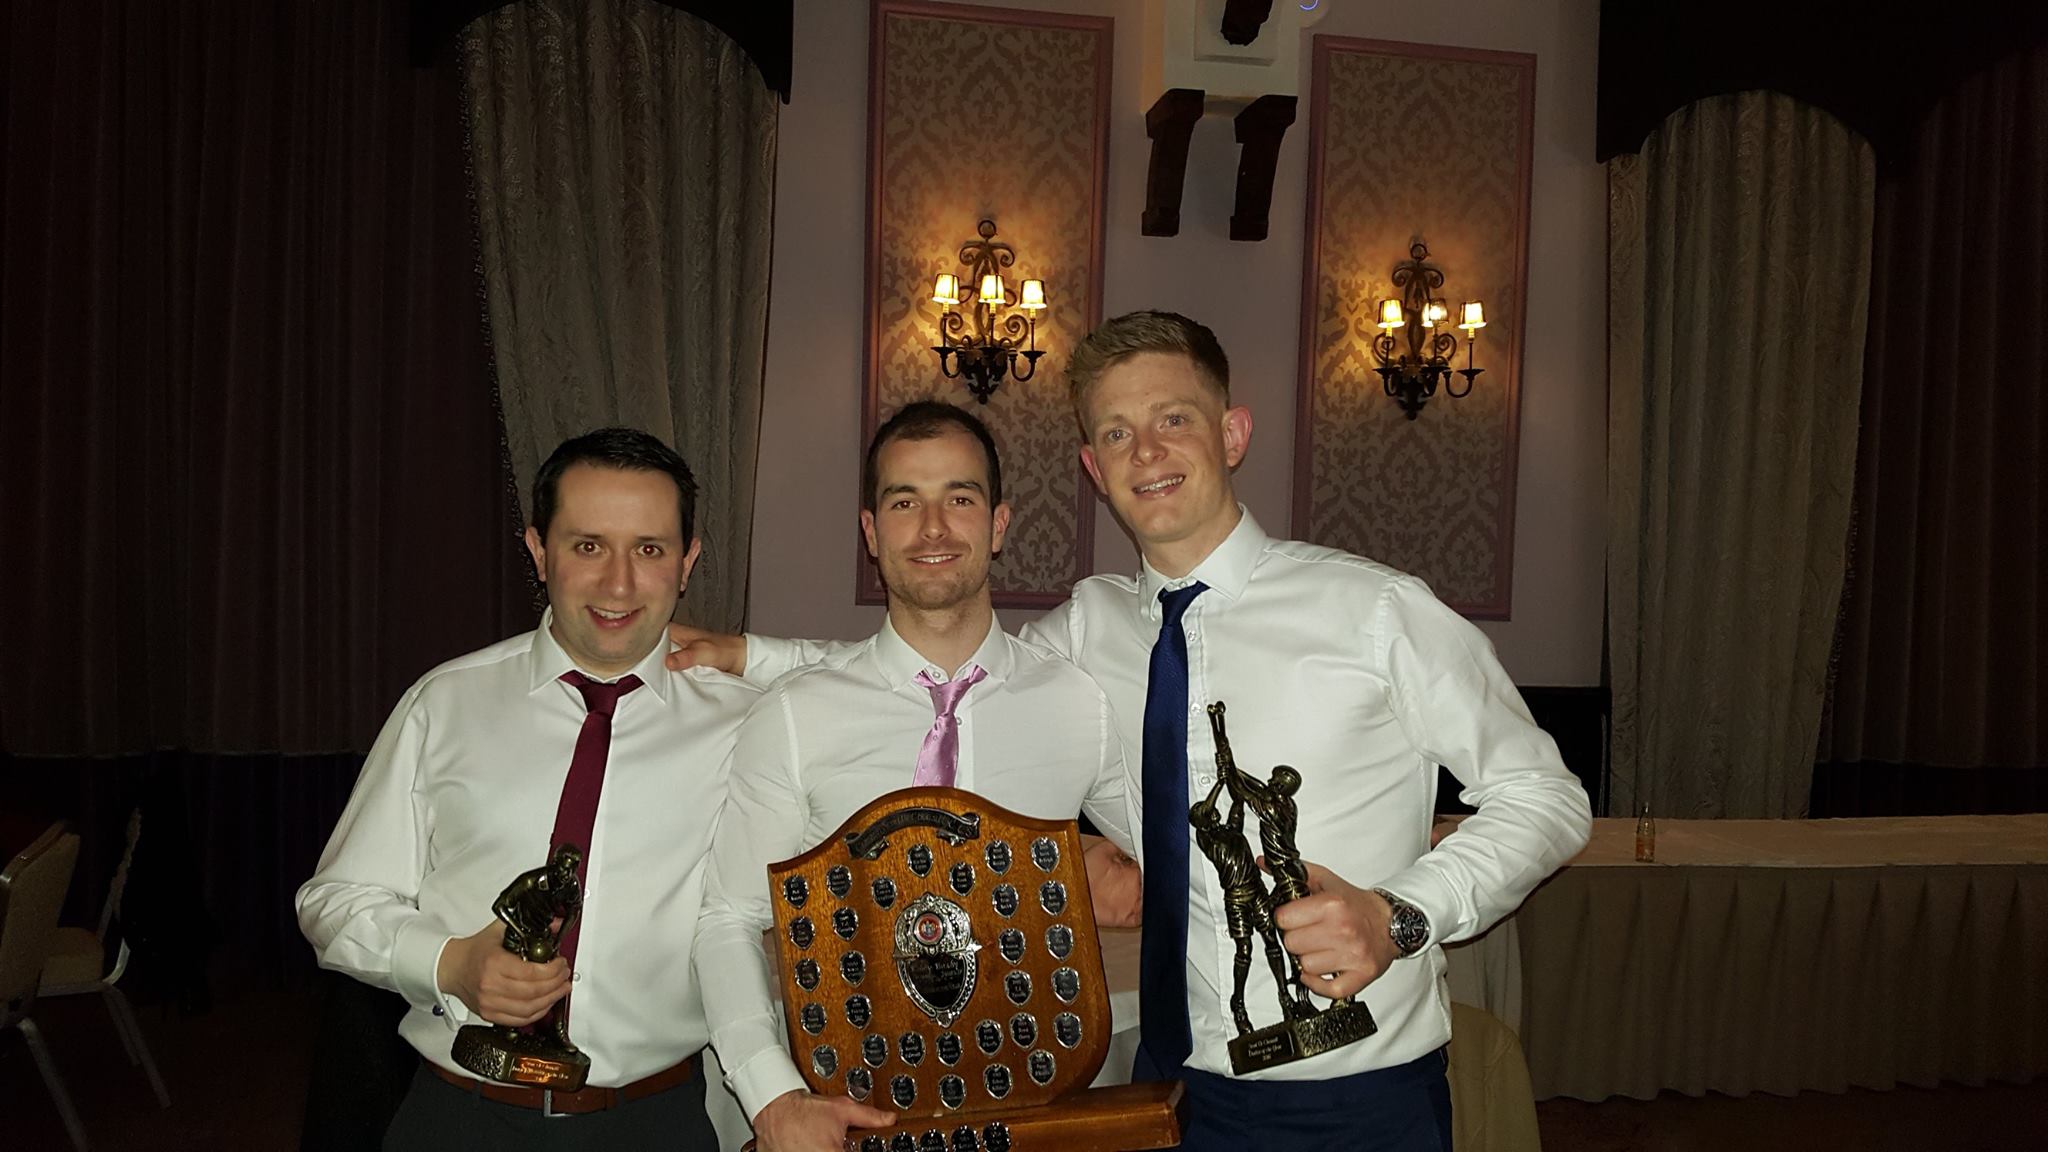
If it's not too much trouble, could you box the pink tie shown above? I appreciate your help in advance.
[912,666,986,788]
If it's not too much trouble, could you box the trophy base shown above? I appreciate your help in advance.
[1227,999,1378,1075]
[742,1081,1185,1152]
[451,1024,591,1090]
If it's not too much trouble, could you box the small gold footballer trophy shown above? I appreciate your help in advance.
[449,842,593,1089]
[1193,702,1377,1074]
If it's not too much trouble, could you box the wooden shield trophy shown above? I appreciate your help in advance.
[763,787,1184,1152]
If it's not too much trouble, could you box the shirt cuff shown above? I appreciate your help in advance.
[725,1040,811,1123]
[1369,865,1455,953]
[393,918,466,1023]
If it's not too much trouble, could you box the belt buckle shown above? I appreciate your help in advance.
[541,1088,569,1119]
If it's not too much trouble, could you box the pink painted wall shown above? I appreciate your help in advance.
[746,0,1605,686]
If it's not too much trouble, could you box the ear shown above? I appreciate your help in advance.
[859,509,879,559]
[1220,405,1253,469]
[1079,444,1106,495]
[990,502,1013,554]
[677,537,703,591]
[523,526,548,584]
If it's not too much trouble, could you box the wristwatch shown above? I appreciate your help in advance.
[1372,887,1430,958]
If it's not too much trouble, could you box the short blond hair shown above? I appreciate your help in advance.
[1065,310,1231,421]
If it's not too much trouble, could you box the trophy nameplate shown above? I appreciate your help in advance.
[1194,702,1377,1075]
[760,787,1184,1152]
[449,843,593,1090]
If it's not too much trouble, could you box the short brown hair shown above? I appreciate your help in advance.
[862,400,1003,513]
[1064,310,1231,418]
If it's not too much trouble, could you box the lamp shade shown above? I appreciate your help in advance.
[1378,298,1406,329]
[1018,278,1047,312]
[932,274,961,306]
[1459,301,1486,330]
[1423,301,1448,327]
[978,274,1005,307]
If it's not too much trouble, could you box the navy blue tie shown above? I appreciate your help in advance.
[1138,580,1207,1077]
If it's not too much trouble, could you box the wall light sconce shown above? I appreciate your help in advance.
[929,219,1046,404]
[1372,241,1485,420]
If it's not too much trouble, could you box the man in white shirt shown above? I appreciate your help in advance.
[694,402,1140,1152]
[677,313,1592,1150]
[298,428,760,1150]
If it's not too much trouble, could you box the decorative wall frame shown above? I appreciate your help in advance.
[862,0,1111,608]
[1294,37,1535,619]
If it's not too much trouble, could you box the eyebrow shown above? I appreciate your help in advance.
[880,479,988,498]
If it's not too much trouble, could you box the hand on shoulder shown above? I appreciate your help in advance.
[665,623,747,675]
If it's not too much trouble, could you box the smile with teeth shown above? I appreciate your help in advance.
[911,553,960,565]
[1135,475,1184,494]
[590,607,637,620]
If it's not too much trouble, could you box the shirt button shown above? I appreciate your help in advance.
[432,1005,444,1017]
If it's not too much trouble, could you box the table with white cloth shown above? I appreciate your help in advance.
[1511,815,2048,1101]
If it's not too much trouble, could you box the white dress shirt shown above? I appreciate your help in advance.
[297,611,761,1087]
[749,510,1590,1082]
[696,616,1133,1120]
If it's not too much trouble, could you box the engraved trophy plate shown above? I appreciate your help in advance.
[893,892,980,1027]
[1045,923,1074,959]
[997,928,1026,964]
[1053,1012,1082,1049]
[1030,837,1059,871]
[762,787,1181,1148]
[1008,1013,1037,1048]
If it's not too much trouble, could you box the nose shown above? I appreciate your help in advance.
[601,548,632,595]
[1132,426,1167,465]
[919,501,949,539]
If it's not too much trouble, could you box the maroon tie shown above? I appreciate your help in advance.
[549,671,643,976]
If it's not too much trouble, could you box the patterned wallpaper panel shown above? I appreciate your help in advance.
[863,1,1110,607]
[1294,38,1534,618]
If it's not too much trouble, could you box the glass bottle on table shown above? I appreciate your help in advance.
[1634,800,1656,862]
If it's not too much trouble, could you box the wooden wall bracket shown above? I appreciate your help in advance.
[1230,93,1297,242]
[1142,88,1205,237]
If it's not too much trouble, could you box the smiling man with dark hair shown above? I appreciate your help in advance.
[299,427,757,1150]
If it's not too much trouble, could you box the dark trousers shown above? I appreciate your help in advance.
[382,1063,719,1152]
[1139,1047,1453,1152]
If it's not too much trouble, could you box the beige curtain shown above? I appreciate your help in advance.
[1608,92,1874,819]
[460,0,776,631]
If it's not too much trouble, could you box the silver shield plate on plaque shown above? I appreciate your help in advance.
[893,892,981,1027]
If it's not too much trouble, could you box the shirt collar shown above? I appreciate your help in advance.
[526,607,674,703]
[872,613,1014,690]
[1138,505,1268,622]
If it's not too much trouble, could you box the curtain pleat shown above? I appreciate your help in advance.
[1607,92,1875,818]
[459,0,776,633]
[0,0,533,756]
[1823,44,2048,777]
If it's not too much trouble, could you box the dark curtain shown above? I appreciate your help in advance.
[1816,42,2048,815]
[1596,1,2048,164]
[1,0,535,760]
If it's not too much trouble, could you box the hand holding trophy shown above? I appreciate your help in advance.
[1193,703,1377,1074]
[450,842,593,1089]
